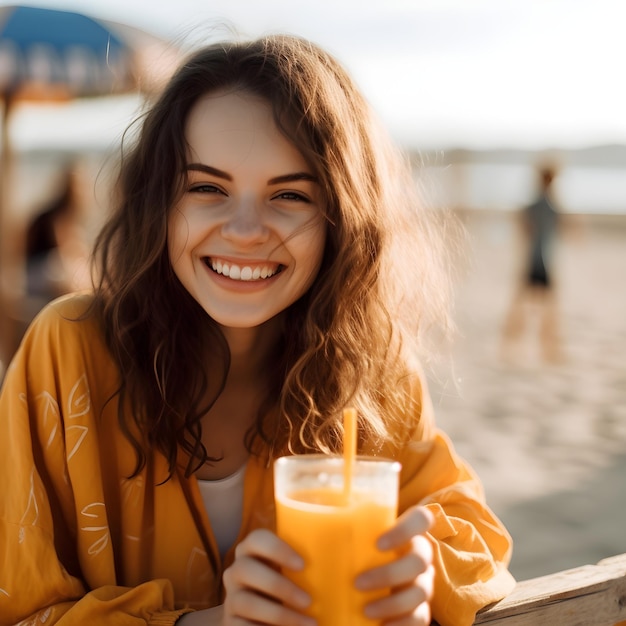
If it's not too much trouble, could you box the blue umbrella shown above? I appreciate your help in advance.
[0,4,179,372]
[0,4,165,98]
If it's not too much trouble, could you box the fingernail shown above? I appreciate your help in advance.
[287,555,305,570]
[364,603,379,619]
[377,536,391,550]
[354,572,372,590]
[293,589,311,608]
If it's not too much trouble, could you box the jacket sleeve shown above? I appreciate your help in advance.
[393,374,516,626]
[0,298,192,626]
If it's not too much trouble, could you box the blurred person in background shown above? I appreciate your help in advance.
[501,163,563,364]
[22,159,91,324]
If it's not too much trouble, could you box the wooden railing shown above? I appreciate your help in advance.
[473,553,626,625]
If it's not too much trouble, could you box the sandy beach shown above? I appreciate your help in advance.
[427,210,626,581]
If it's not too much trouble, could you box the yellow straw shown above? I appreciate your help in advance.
[342,407,357,504]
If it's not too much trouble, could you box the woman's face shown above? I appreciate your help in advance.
[168,90,327,330]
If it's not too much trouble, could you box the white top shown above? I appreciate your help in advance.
[197,464,246,560]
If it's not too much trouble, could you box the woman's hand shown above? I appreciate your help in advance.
[221,529,316,626]
[355,506,435,626]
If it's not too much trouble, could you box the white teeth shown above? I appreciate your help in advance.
[210,259,278,281]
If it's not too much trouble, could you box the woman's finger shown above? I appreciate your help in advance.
[377,506,433,551]
[356,536,432,590]
[363,565,435,624]
[222,528,314,625]
[223,555,310,609]
[234,528,305,570]
[225,587,316,626]
[382,599,432,626]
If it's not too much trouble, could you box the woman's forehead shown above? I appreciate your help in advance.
[183,91,314,180]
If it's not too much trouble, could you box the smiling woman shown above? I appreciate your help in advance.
[0,34,514,626]
[168,90,326,329]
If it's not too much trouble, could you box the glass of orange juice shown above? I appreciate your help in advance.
[274,454,401,626]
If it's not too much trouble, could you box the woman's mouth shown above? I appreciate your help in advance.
[206,258,283,281]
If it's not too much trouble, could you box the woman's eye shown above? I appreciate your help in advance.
[190,183,224,194]
[274,191,310,202]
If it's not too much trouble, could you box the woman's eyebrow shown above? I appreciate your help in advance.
[268,172,318,185]
[185,164,318,186]
[186,163,232,181]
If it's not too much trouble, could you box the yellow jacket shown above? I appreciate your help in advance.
[0,294,515,626]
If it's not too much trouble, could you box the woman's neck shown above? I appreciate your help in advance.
[193,317,283,480]
[219,315,283,383]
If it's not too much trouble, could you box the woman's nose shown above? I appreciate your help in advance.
[221,199,270,244]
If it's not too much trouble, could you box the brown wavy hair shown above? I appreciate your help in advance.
[91,34,457,478]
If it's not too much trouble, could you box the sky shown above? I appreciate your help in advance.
[2,0,626,151]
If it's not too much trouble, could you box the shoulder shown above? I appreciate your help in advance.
[8,292,120,405]
[26,292,98,336]
[404,363,436,440]
[372,362,436,455]
[40,291,96,319]
[19,292,110,368]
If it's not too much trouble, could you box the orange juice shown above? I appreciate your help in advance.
[274,456,400,626]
